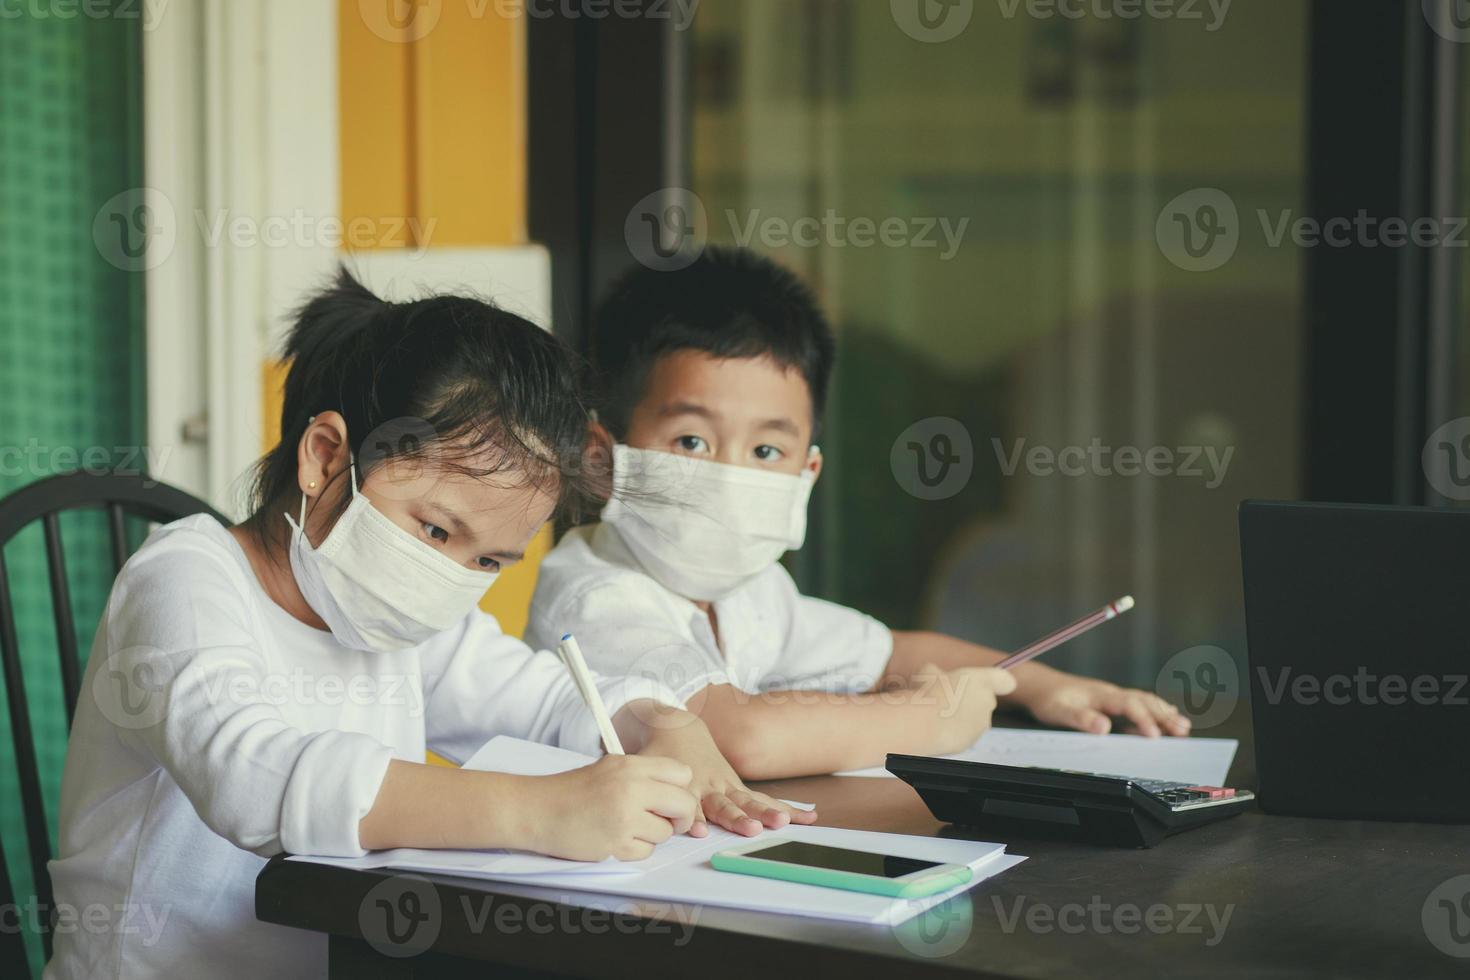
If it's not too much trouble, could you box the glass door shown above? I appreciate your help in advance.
[687,1,1308,687]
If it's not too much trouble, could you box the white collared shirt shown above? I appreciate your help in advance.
[45,515,677,980]
[528,524,894,701]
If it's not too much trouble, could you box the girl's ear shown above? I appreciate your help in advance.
[806,443,824,483]
[296,411,352,500]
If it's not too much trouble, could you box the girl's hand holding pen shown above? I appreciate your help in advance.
[522,754,698,862]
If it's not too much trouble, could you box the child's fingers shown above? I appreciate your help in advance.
[739,790,814,828]
[1146,693,1192,736]
[728,792,790,829]
[1065,705,1112,735]
[687,800,710,838]
[687,802,710,838]
[1110,692,1164,737]
[965,666,1017,697]
[632,811,677,847]
[612,838,656,862]
[702,793,763,836]
[643,783,698,834]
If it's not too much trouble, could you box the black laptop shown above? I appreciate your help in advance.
[1239,500,1470,822]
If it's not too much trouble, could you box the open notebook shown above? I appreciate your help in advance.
[288,737,1023,924]
[836,727,1239,786]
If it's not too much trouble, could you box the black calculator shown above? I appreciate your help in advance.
[886,754,1255,848]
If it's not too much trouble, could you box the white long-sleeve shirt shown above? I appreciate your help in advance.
[44,515,677,979]
[527,524,893,701]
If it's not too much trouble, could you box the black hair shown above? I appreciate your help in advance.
[247,266,597,546]
[591,246,835,439]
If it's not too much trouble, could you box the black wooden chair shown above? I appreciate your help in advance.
[0,471,225,973]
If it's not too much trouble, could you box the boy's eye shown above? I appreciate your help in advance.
[753,444,785,462]
[422,522,449,543]
[477,556,502,572]
[675,435,710,454]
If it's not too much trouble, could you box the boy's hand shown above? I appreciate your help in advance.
[525,754,697,862]
[922,663,1017,754]
[639,715,819,837]
[1016,670,1191,737]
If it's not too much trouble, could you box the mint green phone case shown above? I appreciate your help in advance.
[709,851,973,899]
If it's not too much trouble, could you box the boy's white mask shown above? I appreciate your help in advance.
[601,444,814,602]
[285,459,496,653]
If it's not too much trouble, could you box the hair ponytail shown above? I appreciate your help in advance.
[247,265,596,547]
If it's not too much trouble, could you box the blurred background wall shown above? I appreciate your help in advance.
[685,2,1305,681]
[1,4,542,968]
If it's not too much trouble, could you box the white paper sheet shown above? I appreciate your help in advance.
[463,735,592,776]
[837,727,1238,786]
[462,736,814,811]
[289,738,1023,924]
[290,833,725,877]
[290,738,810,878]
[521,825,1021,926]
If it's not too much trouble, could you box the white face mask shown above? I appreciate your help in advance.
[285,461,497,653]
[601,444,815,601]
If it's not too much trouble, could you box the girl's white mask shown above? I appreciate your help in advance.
[601,444,814,602]
[285,460,496,653]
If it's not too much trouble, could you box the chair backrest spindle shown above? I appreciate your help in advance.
[106,503,128,575]
[0,472,225,974]
[0,548,53,961]
[40,514,80,725]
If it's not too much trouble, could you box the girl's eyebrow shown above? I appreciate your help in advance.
[423,502,530,561]
[422,502,472,536]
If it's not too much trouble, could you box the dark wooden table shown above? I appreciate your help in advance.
[256,726,1470,978]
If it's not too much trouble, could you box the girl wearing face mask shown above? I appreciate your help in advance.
[45,269,812,980]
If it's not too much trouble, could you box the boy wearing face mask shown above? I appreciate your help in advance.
[526,247,1190,780]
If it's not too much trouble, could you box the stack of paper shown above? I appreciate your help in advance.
[836,727,1239,785]
[289,737,1024,924]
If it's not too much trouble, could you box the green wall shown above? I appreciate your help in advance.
[0,6,145,971]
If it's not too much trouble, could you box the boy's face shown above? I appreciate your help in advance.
[622,349,823,480]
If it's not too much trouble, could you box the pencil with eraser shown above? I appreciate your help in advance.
[996,595,1135,670]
